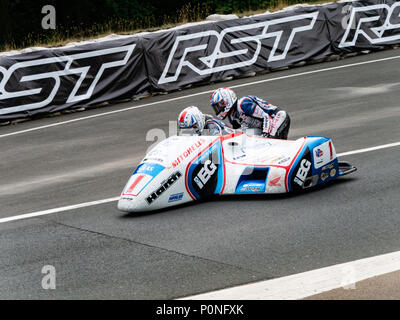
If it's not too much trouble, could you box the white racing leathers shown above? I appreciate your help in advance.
[227,96,290,139]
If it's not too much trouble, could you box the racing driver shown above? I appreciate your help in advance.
[177,106,234,136]
[209,87,291,139]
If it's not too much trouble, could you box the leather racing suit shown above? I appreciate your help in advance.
[227,96,290,139]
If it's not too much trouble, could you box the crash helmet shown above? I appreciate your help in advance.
[177,106,206,134]
[210,87,237,119]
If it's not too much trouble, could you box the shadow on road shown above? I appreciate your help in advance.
[119,176,358,219]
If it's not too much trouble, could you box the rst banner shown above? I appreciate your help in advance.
[0,0,399,120]
[0,38,150,120]
[148,7,330,91]
[326,0,400,52]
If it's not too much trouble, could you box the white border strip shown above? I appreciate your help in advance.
[1,54,400,140]
[180,250,400,300]
[0,140,399,225]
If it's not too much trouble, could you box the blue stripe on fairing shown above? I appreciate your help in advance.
[235,167,269,194]
[133,163,165,177]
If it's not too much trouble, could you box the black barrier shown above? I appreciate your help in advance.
[326,0,400,53]
[0,38,150,120]
[0,0,399,121]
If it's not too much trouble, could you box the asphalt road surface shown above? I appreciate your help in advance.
[0,48,399,299]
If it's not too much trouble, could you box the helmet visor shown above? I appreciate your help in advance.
[211,101,226,116]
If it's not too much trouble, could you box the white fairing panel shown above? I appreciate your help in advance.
[222,134,303,166]
[221,134,304,195]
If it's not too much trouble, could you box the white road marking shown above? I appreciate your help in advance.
[0,197,119,224]
[1,54,400,140]
[337,141,400,157]
[0,140,399,225]
[180,250,400,300]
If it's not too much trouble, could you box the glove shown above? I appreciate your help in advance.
[262,131,272,138]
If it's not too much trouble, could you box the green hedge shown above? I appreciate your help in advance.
[0,0,323,51]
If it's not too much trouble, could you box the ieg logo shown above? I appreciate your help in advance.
[158,11,319,84]
[339,2,400,48]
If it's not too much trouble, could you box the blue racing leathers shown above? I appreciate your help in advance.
[204,114,234,135]
[227,96,290,139]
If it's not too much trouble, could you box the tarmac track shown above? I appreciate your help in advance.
[0,48,399,299]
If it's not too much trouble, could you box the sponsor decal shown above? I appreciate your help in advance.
[193,160,217,189]
[339,3,400,48]
[158,12,319,84]
[121,197,133,201]
[268,112,281,134]
[268,175,282,187]
[266,167,286,192]
[290,148,312,191]
[262,156,284,164]
[123,166,158,197]
[187,142,223,199]
[143,157,165,164]
[168,192,184,203]
[232,153,246,160]
[315,148,324,157]
[172,138,206,168]
[314,147,325,166]
[277,156,291,165]
[146,171,182,204]
[294,159,311,187]
[0,44,136,115]
[137,164,154,173]
[322,163,334,171]
[240,183,264,192]
[236,166,269,193]
[133,162,165,177]
[320,172,329,181]
[126,174,146,194]
[190,156,219,197]
[259,154,287,164]
[313,142,334,169]
[320,167,337,181]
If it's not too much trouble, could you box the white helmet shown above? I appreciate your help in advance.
[177,106,205,134]
[210,87,237,119]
